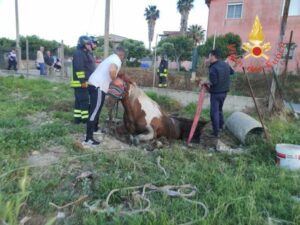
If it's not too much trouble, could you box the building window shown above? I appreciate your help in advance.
[226,3,243,19]
[283,0,300,16]
[282,43,297,60]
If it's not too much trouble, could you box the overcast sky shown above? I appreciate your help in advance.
[0,0,208,47]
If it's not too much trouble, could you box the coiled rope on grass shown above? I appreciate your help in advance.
[83,183,209,225]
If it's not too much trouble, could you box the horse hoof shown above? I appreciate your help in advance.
[129,135,140,146]
[133,137,140,146]
[101,128,109,134]
[156,141,163,148]
[130,135,140,146]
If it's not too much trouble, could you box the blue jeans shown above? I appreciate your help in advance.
[39,63,46,75]
[210,92,227,136]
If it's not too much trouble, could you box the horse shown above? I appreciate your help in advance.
[110,73,207,144]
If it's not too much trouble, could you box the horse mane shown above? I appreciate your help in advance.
[117,73,134,85]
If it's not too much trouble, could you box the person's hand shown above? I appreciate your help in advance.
[81,82,88,88]
[225,57,237,68]
[199,80,210,87]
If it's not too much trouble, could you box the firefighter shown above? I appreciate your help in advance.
[88,36,98,67]
[89,36,98,51]
[70,36,94,124]
[158,56,168,88]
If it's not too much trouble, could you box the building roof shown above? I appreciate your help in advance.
[163,31,182,37]
[99,34,128,43]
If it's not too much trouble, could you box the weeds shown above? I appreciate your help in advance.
[0,76,300,225]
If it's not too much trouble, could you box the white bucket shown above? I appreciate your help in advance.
[276,144,300,170]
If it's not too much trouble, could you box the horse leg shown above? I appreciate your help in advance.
[136,125,155,142]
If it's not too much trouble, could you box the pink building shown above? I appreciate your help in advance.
[205,0,300,73]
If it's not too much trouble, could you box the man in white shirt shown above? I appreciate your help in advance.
[36,46,45,75]
[84,47,126,146]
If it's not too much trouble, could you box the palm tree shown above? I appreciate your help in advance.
[188,25,205,46]
[144,5,160,51]
[177,0,194,34]
[188,25,205,81]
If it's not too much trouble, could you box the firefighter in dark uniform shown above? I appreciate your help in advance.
[88,36,98,67]
[157,56,168,88]
[70,36,95,124]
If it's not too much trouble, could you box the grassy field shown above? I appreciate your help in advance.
[0,75,300,225]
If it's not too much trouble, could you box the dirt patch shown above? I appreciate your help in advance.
[26,112,53,126]
[50,100,73,112]
[27,145,67,167]
[73,132,138,152]
[10,91,30,100]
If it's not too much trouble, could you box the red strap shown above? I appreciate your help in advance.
[187,85,207,145]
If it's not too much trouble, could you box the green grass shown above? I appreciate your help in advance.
[0,76,300,225]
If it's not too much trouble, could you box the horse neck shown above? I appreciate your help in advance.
[121,83,135,114]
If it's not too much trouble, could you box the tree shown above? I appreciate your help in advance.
[120,39,150,67]
[188,25,205,79]
[177,0,194,34]
[0,36,75,60]
[188,25,205,46]
[144,5,160,51]
[158,36,193,71]
[93,37,114,58]
[198,32,242,59]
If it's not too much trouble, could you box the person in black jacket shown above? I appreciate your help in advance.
[44,51,54,75]
[157,56,168,87]
[7,49,17,71]
[202,49,234,138]
[70,36,95,124]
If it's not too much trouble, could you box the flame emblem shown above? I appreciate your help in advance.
[242,16,271,59]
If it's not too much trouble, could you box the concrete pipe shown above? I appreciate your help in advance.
[225,111,263,144]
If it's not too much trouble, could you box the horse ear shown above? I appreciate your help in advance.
[118,73,133,84]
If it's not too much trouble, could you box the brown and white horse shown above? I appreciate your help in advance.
[112,73,207,144]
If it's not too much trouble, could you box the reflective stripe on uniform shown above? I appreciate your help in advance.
[160,73,168,77]
[76,71,85,78]
[70,80,81,87]
[81,110,89,119]
[74,109,81,117]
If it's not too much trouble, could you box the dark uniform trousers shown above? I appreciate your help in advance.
[86,85,106,140]
[73,87,89,123]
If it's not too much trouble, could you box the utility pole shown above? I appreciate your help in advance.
[60,40,65,77]
[15,0,22,68]
[104,0,110,58]
[26,39,29,76]
[268,0,290,111]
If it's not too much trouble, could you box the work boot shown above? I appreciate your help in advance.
[82,138,100,147]
[207,132,219,139]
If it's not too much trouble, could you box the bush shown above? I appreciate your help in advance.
[198,32,242,59]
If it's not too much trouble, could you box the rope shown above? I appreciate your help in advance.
[49,195,88,210]
[84,183,209,224]
[156,156,168,178]
[115,100,119,118]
